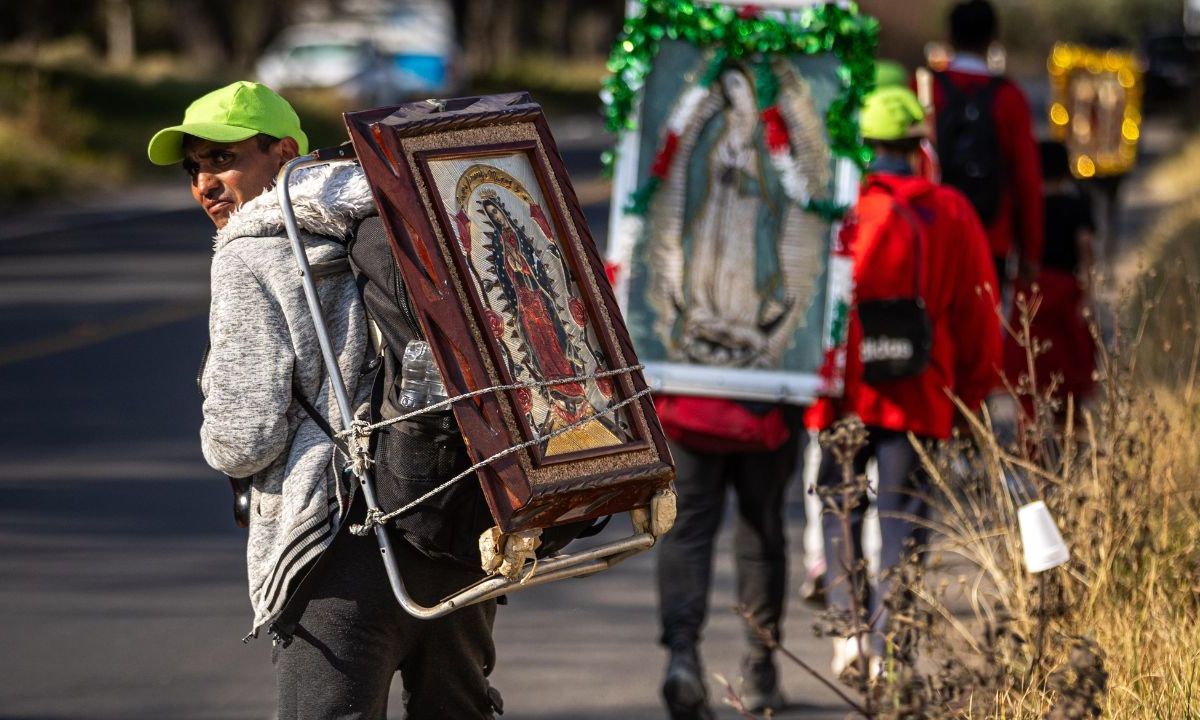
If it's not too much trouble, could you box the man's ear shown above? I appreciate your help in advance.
[276,136,301,164]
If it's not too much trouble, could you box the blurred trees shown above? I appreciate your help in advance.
[0,0,623,74]
[1002,0,1184,53]
[0,0,1185,77]
[452,0,623,74]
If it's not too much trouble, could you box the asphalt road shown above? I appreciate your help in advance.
[0,122,850,720]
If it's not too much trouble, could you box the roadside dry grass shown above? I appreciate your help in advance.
[733,130,1200,718]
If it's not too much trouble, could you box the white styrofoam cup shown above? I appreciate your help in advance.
[1017,500,1070,573]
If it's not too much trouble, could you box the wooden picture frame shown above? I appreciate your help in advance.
[1047,43,1143,179]
[345,94,674,533]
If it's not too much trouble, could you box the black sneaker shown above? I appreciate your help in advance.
[741,652,786,714]
[662,648,715,720]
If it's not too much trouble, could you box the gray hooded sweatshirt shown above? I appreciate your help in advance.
[200,163,374,634]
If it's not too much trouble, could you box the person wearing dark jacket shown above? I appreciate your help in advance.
[924,0,1043,288]
[806,86,1000,678]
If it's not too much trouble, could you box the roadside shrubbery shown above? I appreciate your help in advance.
[0,39,608,204]
[732,286,1200,719]
[729,136,1200,716]
[0,43,350,204]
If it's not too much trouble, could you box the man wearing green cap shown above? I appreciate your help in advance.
[148,80,309,228]
[804,85,1000,681]
[151,81,500,720]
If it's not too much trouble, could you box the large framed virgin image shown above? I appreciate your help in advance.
[603,1,878,404]
[345,94,674,534]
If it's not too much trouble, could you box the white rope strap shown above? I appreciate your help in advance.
[349,380,653,536]
[338,364,645,440]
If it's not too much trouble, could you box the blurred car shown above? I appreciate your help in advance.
[375,0,458,96]
[256,0,458,107]
[256,24,391,105]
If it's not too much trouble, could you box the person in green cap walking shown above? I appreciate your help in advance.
[804,85,1000,682]
[151,81,500,720]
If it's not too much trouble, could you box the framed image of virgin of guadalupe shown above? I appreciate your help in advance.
[345,94,674,533]
[603,0,878,402]
[1047,43,1143,179]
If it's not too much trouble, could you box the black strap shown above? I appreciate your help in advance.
[933,70,1005,107]
[862,179,927,300]
[575,515,613,539]
[292,382,351,459]
[890,201,927,300]
[309,257,351,278]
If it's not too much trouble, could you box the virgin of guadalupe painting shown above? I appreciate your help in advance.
[427,155,634,457]
[639,57,834,370]
[604,3,876,403]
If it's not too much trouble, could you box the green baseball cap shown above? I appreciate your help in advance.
[860,86,926,141]
[874,60,909,89]
[147,81,309,165]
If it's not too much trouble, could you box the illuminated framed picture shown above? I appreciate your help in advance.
[603,0,877,403]
[1047,43,1143,178]
[346,94,674,532]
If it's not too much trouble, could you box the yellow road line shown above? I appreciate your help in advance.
[0,302,207,368]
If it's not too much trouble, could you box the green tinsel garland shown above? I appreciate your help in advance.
[752,57,779,111]
[603,0,879,176]
[804,196,849,223]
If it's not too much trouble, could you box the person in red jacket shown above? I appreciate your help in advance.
[806,86,1000,677]
[925,0,1043,289]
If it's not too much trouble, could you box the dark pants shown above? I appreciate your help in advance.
[272,515,498,720]
[657,436,799,655]
[817,428,930,656]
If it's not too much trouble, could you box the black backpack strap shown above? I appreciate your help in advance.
[575,515,613,539]
[889,200,927,301]
[932,69,962,102]
[309,257,351,278]
[861,179,927,301]
[935,69,1005,106]
[292,381,352,459]
[975,75,1006,106]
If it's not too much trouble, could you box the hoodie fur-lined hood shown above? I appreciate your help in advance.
[214,163,375,251]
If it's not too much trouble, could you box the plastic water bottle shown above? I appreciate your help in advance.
[400,340,448,412]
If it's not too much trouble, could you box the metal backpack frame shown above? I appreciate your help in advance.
[277,145,666,619]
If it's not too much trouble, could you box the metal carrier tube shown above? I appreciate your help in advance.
[276,152,656,619]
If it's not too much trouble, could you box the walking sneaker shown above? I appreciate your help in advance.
[798,558,826,606]
[662,647,715,720]
[830,636,871,682]
[741,651,786,714]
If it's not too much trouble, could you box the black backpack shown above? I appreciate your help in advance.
[934,72,1005,225]
[345,215,605,569]
[345,215,494,568]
